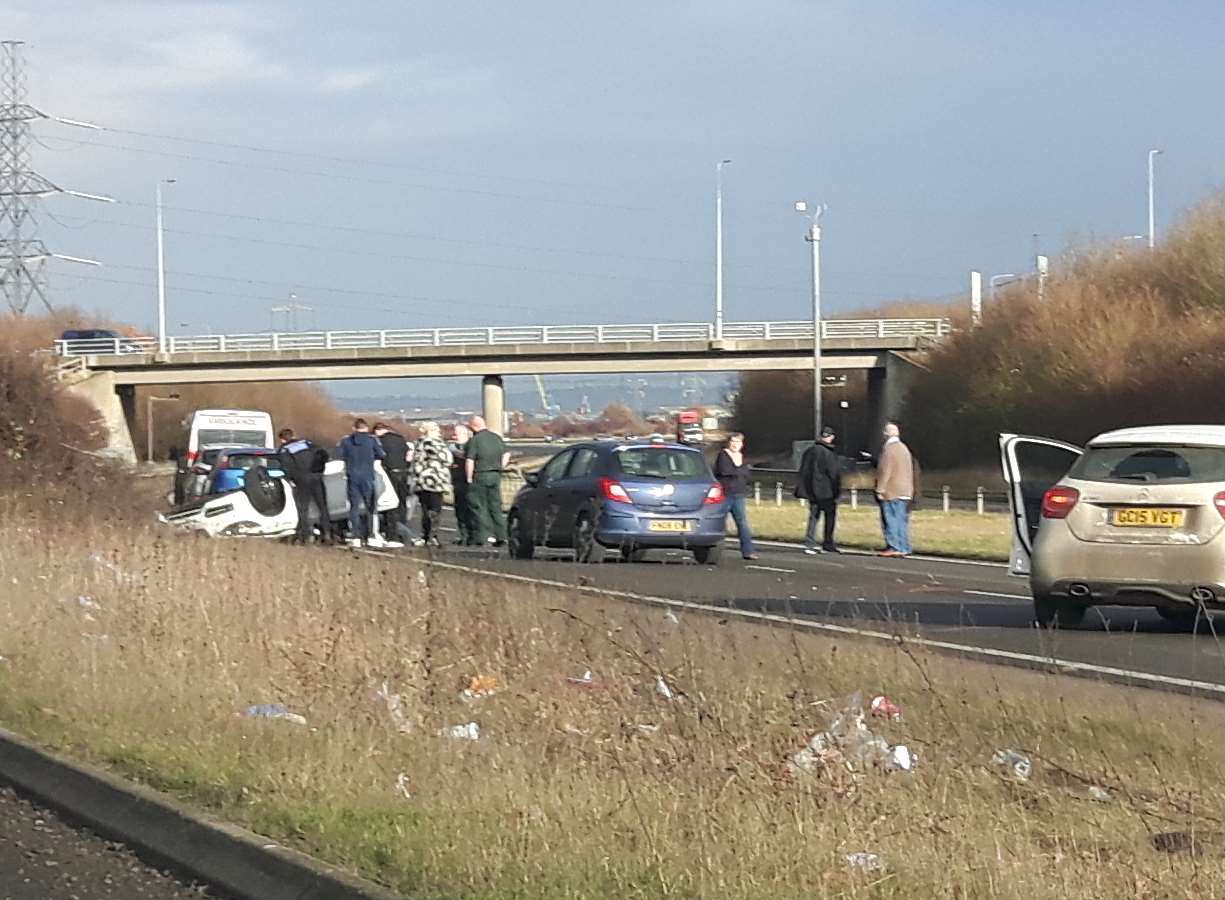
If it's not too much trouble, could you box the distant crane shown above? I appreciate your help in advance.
[533,374,559,418]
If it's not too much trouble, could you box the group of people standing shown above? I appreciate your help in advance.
[713,421,916,560]
[275,415,510,550]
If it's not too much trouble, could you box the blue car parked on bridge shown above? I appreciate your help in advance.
[507,439,728,564]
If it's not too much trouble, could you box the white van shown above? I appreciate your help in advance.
[181,409,275,499]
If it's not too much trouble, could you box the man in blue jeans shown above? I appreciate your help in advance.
[337,418,386,548]
[874,422,914,557]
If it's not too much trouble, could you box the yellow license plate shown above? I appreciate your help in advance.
[1110,508,1185,528]
[647,519,692,533]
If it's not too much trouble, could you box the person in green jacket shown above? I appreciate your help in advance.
[464,415,510,547]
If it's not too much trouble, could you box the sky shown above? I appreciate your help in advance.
[8,2,1225,366]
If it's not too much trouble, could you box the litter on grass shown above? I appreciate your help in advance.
[395,773,412,799]
[461,674,500,701]
[243,703,307,726]
[86,553,141,585]
[662,610,681,626]
[374,682,412,734]
[845,852,885,874]
[654,675,678,701]
[991,749,1032,782]
[1087,785,1112,802]
[439,722,481,741]
[567,670,595,686]
[869,695,902,720]
[788,692,914,775]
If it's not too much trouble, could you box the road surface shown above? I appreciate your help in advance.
[0,784,222,899]
[403,519,1225,696]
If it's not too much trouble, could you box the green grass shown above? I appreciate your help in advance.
[744,501,1011,561]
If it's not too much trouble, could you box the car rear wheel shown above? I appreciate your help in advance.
[573,513,604,564]
[619,545,649,563]
[693,544,722,566]
[507,511,534,560]
[1033,595,1086,629]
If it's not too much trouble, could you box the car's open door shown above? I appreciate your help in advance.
[999,434,1083,576]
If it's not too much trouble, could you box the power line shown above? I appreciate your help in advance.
[49,135,663,213]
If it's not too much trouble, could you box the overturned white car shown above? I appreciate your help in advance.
[160,460,400,539]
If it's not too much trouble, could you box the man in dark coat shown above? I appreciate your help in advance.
[796,425,842,554]
[277,428,331,544]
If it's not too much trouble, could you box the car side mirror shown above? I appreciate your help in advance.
[525,471,540,487]
[192,463,212,475]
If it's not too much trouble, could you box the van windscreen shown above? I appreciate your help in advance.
[198,428,269,449]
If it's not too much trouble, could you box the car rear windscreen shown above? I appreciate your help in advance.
[197,428,269,448]
[1068,445,1225,484]
[614,447,707,479]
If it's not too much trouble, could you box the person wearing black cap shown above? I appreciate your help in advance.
[796,425,842,554]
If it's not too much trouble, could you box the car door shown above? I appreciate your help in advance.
[551,447,602,543]
[527,450,573,546]
[999,434,1083,576]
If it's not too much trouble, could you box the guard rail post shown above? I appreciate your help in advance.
[942,485,950,514]
[850,487,858,510]
[753,483,761,506]
[775,482,783,507]
[976,487,985,516]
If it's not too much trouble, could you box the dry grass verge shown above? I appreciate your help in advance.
[2,503,1225,897]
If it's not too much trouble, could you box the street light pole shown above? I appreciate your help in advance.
[796,200,827,442]
[714,159,731,340]
[989,273,1018,306]
[1147,148,1162,249]
[155,179,176,353]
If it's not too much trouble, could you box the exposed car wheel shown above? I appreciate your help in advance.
[244,469,287,517]
[573,513,604,564]
[693,544,722,566]
[1033,595,1086,628]
[507,511,534,560]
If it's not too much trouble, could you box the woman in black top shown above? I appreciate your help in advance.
[714,432,758,560]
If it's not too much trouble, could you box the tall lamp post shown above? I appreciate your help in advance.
[1147,148,1162,249]
[155,178,176,353]
[146,392,181,463]
[795,200,827,441]
[714,160,732,340]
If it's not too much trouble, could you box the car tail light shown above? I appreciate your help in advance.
[704,483,725,504]
[599,478,631,504]
[1041,486,1080,519]
[1213,492,1225,520]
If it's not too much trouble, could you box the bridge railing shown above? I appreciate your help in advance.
[51,318,952,357]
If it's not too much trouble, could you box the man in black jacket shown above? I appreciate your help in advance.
[796,426,842,554]
[277,428,331,544]
[373,423,415,544]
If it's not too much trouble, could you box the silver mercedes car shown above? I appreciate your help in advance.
[1001,426,1225,628]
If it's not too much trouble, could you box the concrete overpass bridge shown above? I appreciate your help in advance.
[53,318,951,461]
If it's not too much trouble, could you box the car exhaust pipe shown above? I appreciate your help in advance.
[1068,583,1091,599]
[1191,586,1216,604]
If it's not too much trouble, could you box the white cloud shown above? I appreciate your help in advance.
[318,67,382,94]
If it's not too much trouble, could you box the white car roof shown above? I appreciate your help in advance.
[1090,425,1225,448]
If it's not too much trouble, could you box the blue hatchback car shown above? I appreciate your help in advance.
[507,439,728,564]
[204,447,285,495]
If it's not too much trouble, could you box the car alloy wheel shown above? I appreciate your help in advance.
[573,513,603,564]
[507,511,534,560]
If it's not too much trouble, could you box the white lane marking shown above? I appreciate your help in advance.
[407,556,1225,698]
[745,564,796,574]
[745,537,1006,569]
[965,589,1030,601]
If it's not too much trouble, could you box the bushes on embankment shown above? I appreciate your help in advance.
[904,194,1225,468]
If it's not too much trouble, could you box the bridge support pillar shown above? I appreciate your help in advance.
[63,372,138,465]
[482,375,506,436]
[866,353,921,452]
